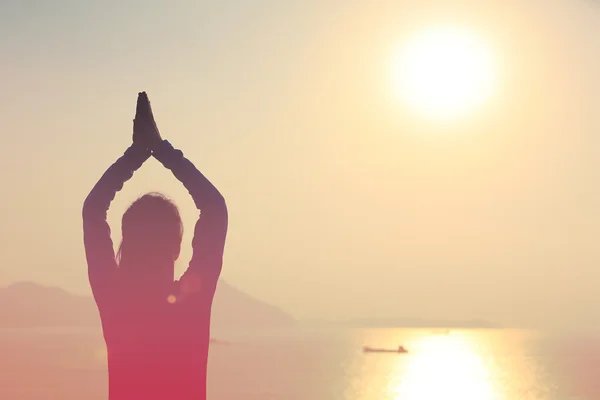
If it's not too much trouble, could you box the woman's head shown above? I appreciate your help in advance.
[117,193,183,273]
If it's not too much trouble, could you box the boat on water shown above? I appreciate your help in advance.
[363,345,408,354]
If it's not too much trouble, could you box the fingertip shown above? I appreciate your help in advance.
[135,92,151,117]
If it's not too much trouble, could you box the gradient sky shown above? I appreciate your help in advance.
[1,0,599,329]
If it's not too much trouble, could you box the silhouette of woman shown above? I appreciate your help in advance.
[82,92,228,400]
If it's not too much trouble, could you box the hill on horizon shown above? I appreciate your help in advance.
[0,281,295,330]
[301,317,497,329]
[342,317,497,329]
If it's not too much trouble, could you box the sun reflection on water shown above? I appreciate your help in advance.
[389,333,500,400]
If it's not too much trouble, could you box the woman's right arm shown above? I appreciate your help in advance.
[82,144,150,304]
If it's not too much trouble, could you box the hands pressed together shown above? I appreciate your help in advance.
[133,92,163,152]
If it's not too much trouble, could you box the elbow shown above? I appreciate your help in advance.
[205,192,228,219]
[82,198,91,219]
[82,194,98,220]
[213,193,228,215]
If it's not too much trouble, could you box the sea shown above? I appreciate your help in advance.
[0,326,598,400]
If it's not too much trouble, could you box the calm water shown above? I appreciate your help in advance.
[0,327,596,399]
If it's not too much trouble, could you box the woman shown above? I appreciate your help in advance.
[82,92,228,400]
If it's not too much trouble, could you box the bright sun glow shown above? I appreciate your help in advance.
[393,26,498,120]
[389,334,497,400]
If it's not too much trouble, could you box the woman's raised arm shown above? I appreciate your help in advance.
[153,141,228,299]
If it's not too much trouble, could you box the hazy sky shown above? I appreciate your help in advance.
[1,0,599,329]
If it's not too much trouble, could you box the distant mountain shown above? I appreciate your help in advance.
[0,281,295,329]
[212,282,296,329]
[0,282,98,327]
[342,317,497,329]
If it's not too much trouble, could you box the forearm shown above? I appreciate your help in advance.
[83,144,151,220]
[152,140,225,212]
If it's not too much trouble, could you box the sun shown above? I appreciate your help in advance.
[392,26,498,120]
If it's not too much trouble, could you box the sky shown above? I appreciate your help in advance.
[0,0,599,329]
